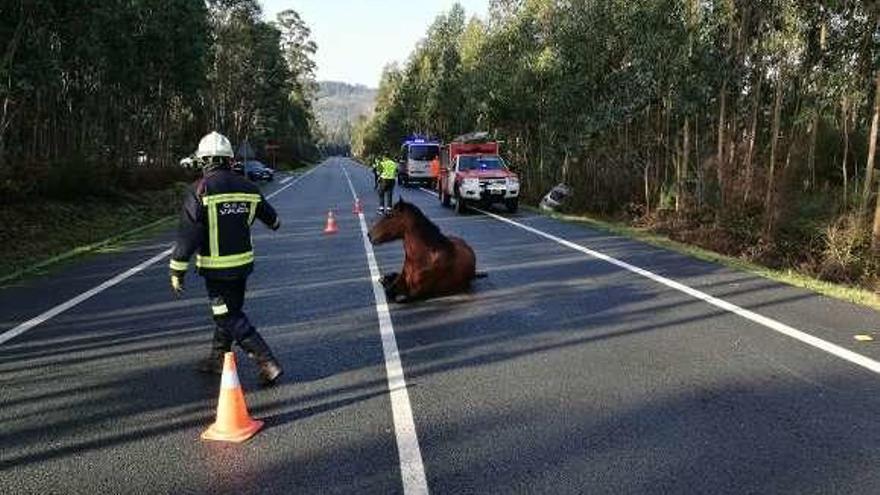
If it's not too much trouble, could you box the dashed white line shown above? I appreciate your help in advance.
[0,164,322,346]
[416,187,880,376]
[341,161,429,495]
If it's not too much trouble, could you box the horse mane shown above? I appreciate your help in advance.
[398,201,452,249]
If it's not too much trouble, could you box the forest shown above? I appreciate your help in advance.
[354,0,880,290]
[0,0,319,277]
[0,0,319,202]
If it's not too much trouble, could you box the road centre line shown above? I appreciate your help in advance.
[416,187,880,376]
[341,162,429,495]
[0,164,322,346]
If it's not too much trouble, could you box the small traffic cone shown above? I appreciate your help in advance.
[201,352,264,443]
[352,198,363,215]
[324,210,338,234]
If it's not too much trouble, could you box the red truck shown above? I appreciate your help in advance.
[438,133,520,214]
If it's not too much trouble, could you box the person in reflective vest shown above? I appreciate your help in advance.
[430,156,441,190]
[377,156,398,214]
[372,158,381,189]
[168,131,283,385]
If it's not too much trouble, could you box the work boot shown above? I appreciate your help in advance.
[196,328,233,375]
[238,333,284,385]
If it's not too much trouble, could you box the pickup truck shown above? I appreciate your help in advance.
[438,135,520,214]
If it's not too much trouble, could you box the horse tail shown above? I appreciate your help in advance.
[474,271,489,279]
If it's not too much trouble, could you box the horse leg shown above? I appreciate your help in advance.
[379,272,399,289]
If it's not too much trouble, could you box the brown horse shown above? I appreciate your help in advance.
[368,200,479,302]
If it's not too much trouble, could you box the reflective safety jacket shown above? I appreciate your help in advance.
[379,158,398,180]
[169,168,279,279]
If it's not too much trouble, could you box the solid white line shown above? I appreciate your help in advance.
[279,175,293,185]
[0,249,172,346]
[415,186,880,375]
[265,165,320,200]
[0,164,322,346]
[341,161,429,495]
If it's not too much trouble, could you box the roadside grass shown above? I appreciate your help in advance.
[0,168,305,287]
[530,206,880,311]
[0,189,182,285]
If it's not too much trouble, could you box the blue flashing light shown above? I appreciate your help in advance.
[403,134,440,146]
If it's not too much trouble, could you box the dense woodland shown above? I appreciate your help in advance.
[0,0,319,202]
[354,0,880,289]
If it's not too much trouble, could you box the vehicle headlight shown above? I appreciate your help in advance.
[462,178,480,189]
[507,177,519,187]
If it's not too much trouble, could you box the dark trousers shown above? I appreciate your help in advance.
[205,278,256,342]
[378,179,395,208]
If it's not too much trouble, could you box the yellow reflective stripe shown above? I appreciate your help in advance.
[169,259,189,271]
[202,193,261,206]
[207,201,219,256]
[248,200,258,225]
[196,251,254,269]
[211,303,229,316]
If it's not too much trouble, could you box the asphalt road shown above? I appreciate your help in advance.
[3,157,880,494]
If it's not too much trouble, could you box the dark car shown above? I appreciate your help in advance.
[244,161,274,182]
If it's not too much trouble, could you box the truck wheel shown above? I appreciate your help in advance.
[506,198,519,213]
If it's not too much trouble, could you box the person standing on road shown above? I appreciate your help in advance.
[377,156,398,214]
[372,157,381,190]
[168,131,284,385]
[430,156,441,190]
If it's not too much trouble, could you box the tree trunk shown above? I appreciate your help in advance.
[677,118,689,213]
[807,109,819,192]
[717,80,727,208]
[861,70,880,216]
[744,70,763,203]
[765,77,783,233]
[842,97,850,208]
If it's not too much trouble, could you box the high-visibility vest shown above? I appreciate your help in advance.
[380,159,398,180]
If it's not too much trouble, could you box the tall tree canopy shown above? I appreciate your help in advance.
[355,0,880,285]
[0,0,319,200]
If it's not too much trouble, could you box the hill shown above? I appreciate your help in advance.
[315,81,377,153]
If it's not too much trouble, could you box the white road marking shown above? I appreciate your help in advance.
[279,175,293,185]
[0,164,322,346]
[341,161,429,495]
[416,187,880,375]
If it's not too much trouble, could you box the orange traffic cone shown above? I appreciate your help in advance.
[352,198,363,214]
[201,352,264,443]
[324,210,338,234]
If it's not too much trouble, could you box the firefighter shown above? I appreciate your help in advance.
[430,156,441,190]
[377,156,398,214]
[169,131,283,385]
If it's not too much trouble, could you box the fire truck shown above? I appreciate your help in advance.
[398,136,441,187]
[438,132,520,214]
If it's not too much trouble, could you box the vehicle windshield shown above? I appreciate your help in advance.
[408,145,440,161]
[458,155,507,171]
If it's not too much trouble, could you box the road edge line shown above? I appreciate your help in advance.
[0,164,322,346]
[342,161,429,495]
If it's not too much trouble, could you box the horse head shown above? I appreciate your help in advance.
[368,200,410,244]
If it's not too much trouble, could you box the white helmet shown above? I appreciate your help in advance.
[196,131,233,158]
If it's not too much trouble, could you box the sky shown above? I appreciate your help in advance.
[261,0,490,88]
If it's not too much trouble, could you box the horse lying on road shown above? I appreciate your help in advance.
[368,200,482,302]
